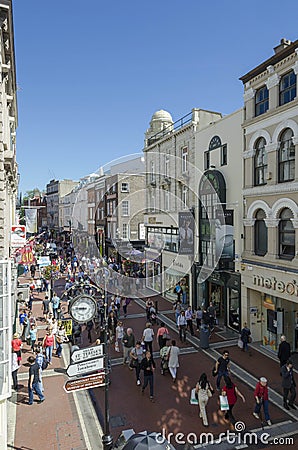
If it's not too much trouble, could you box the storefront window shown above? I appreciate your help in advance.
[164,271,189,303]
[146,258,161,293]
[228,288,240,331]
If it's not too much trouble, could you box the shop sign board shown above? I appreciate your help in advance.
[64,372,105,393]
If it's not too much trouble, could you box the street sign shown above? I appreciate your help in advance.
[64,372,105,393]
[66,358,104,377]
[37,256,51,267]
[71,344,104,363]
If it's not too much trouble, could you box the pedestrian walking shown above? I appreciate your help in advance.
[42,329,55,364]
[168,340,180,383]
[156,322,170,350]
[278,335,291,368]
[19,310,28,341]
[86,320,94,343]
[42,295,50,321]
[11,352,20,391]
[281,360,296,410]
[174,281,182,303]
[142,322,154,355]
[27,355,45,405]
[107,312,117,343]
[207,302,216,330]
[55,324,68,358]
[173,300,182,326]
[29,324,38,352]
[185,306,194,335]
[222,376,245,425]
[253,377,272,426]
[141,351,156,401]
[11,332,23,365]
[130,341,145,385]
[195,373,214,427]
[240,322,251,352]
[196,307,203,331]
[51,292,60,319]
[177,310,187,342]
[115,321,124,352]
[122,328,135,365]
[214,350,231,391]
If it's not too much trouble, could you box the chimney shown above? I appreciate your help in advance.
[274,38,292,54]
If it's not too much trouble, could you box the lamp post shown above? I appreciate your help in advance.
[101,269,113,450]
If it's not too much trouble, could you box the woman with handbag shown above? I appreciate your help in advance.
[195,372,214,427]
[222,376,245,425]
[156,322,170,350]
[130,341,144,385]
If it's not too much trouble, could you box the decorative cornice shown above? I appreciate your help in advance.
[243,218,255,227]
[291,219,298,228]
[265,143,278,153]
[243,181,298,197]
[266,73,280,89]
[264,218,279,228]
[243,149,255,159]
[243,87,255,102]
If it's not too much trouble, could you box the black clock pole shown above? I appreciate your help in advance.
[102,271,113,450]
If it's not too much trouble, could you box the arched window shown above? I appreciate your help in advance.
[254,209,267,256]
[278,128,295,182]
[279,208,295,260]
[254,138,267,186]
[255,86,269,116]
[280,70,296,106]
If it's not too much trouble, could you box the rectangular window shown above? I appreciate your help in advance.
[122,223,128,239]
[89,207,93,220]
[182,147,188,172]
[204,152,210,170]
[121,182,129,192]
[221,144,227,166]
[122,200,129,216]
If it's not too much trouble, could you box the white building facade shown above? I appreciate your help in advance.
[240,39,298,352]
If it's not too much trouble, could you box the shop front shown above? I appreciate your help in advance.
[194,264,241,331]
[242,264,298,353]
[162,253,192,304]
[144,249,162,293]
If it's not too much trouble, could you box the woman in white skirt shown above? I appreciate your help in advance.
[168,339,180,382]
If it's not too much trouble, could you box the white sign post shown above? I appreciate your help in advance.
[66,358,104,378]
[71,344,104,363]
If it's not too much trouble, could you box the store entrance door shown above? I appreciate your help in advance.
[209,283,224,327]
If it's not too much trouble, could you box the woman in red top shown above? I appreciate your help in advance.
[42,329,55,364]
[11,333,23,364]
[222,376,245,425]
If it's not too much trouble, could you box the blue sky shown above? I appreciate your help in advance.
[13,0,298,194]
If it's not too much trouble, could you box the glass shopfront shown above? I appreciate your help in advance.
[164,269,189,303]
[145,253,161,293]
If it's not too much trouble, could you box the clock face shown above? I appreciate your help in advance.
[69,295,97,323]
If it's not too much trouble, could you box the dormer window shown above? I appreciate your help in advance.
[255,86,269,116]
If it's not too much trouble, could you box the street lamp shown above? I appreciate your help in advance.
[101,268,113,450]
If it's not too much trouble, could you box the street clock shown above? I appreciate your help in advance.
[68,295,97,324]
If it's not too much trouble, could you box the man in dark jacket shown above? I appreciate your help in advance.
[141,351,156,401]
[278,335,291,368]
[281,360,296,410]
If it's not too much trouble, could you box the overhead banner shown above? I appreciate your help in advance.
[178,211,194,256]
[215,209,234,261]
[11,225,26,247]
[25,209,37,233]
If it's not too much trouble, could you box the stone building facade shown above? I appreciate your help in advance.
[240,38,298,352]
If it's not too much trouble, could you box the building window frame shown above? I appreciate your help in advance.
[254,137,267,186]
[255,85,269,116]
[278,128,295,183]
[221,144,228,166]
[182,147,188,173]
[121,182,129,193]
[279,70,296,106]
[122,223,129,239]
[279,208,295,260]
[254,209,268,256]
[122,200,129,217]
